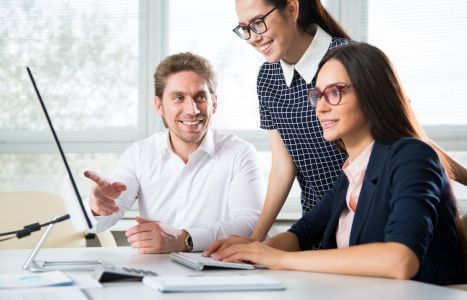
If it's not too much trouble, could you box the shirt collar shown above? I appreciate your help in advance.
[342,141,375,185]
[280,25,332,87]
[159,128,216,159]
[195,128,215,158]
[157,130,172,158]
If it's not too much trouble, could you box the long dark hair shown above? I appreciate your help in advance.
[265,0,350,39]
[317,42,467,280]
[319,43,424,146]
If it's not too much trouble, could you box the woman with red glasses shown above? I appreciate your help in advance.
[205,0,467,255]
[210,43,467,285]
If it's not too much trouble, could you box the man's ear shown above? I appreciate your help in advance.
[154,96,163,115]
[212,94,218,114]
[155,96,169,129]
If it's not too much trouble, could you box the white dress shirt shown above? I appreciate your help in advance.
[90,129,265,251]
[280,25,332,87]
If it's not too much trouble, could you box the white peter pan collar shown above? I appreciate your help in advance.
[280,26,332,87]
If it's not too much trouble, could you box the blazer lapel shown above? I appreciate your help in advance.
[323,183,349,248]
[349,141,390,245]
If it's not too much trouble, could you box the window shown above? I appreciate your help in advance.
[2,1,465,214]
[1,0,140,135]
[367,1,467,126]
[0,0,162,194]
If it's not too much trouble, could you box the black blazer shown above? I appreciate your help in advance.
[290,137,465,285]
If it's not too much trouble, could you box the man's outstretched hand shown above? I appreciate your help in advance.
[84,170,127,216]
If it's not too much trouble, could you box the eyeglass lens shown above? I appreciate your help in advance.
[235,19,266,39]
[233,7,276,40]
[309,85,347,107]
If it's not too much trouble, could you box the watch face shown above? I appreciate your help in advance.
[185,231,193,251]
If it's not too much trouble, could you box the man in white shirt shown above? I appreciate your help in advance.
[84,52,265,253]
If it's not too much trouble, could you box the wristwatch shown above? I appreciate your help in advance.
[183,230,193,252]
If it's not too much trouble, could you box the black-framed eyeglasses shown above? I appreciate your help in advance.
[308,83,354,107]
[232,6,277,40]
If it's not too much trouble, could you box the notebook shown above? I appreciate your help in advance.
[143,274,285,293]
[170,252,255,271]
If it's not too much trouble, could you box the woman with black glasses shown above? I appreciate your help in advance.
[210,43,467,285]
[205,0,467,256]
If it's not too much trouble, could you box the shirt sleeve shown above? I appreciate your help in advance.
[186,144,266,251]
[257,63,276,130]
[88,143,140,233]
[288,174,345,250]
[383,139,446,264]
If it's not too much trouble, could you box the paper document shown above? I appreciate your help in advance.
[143,274,285,293]
[68,274,102,288]
[170,252,255,271]
[0,271,73,289]
[0,286,87,300]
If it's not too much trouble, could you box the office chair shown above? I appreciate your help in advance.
[0,191,116,249]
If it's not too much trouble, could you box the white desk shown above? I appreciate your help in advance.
[0,247,465,299]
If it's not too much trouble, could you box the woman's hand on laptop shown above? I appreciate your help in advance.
[203,235,254,257]
[84,170,127,216]
[212,241,286,270]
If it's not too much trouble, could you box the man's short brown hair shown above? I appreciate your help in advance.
[154,52,217,98]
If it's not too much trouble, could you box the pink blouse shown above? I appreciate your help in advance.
[336,141,375,248]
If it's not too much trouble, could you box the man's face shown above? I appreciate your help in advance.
[155,71,217,147]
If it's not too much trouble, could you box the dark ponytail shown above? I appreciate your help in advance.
[265,0,351,39]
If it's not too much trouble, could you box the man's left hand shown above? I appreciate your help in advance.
[126,216,186,254]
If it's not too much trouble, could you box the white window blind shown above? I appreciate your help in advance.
[338,0,467,128]
[366,0,467,126]
[0,0,141,133]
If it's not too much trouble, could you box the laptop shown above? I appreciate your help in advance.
[170,252,256,271]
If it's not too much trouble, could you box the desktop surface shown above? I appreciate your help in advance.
[0,247,465,300]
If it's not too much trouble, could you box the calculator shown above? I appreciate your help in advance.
[92,264,157,283]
